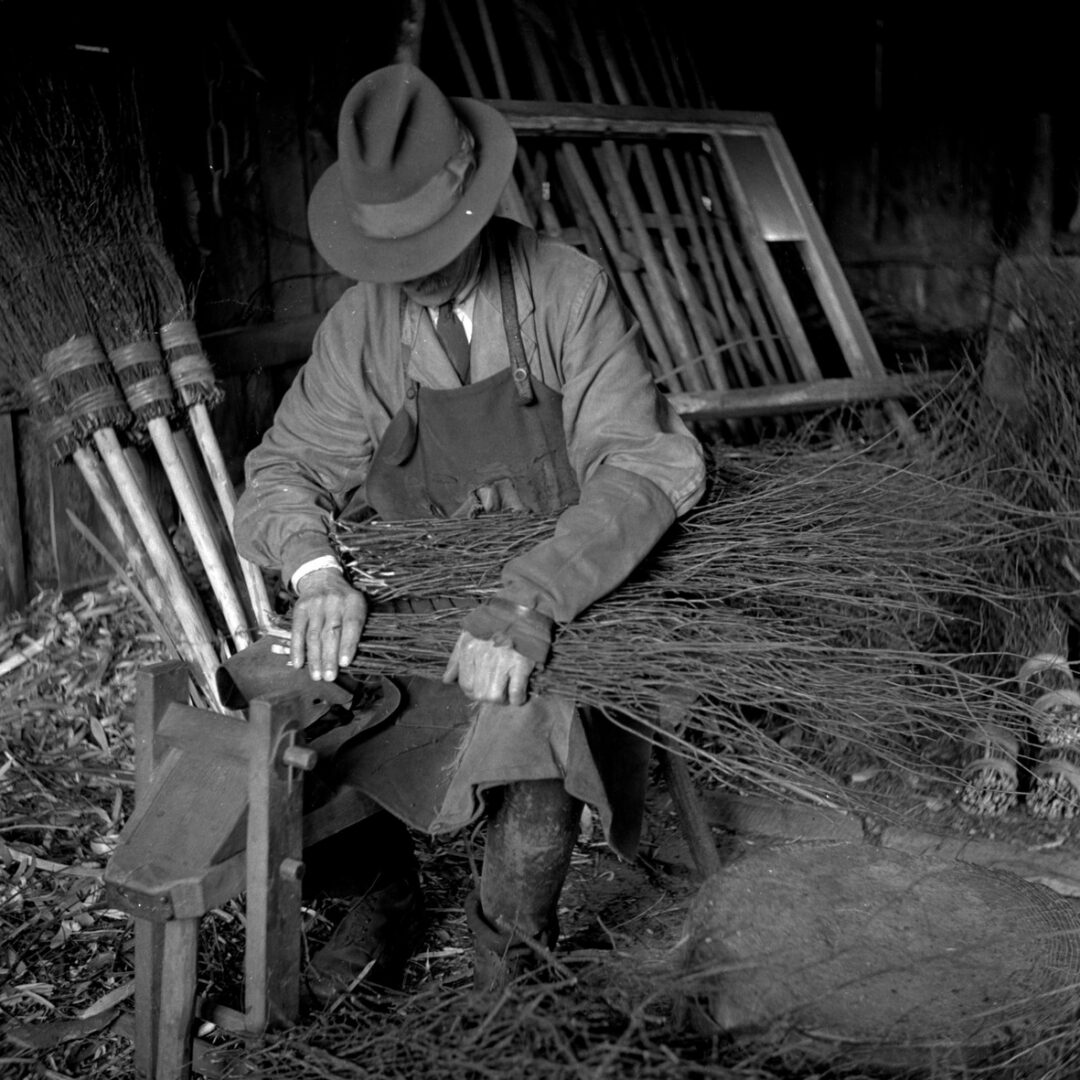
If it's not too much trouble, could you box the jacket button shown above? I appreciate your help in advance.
[406,385,416,399]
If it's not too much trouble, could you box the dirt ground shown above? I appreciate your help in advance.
[5,582,1080,1079]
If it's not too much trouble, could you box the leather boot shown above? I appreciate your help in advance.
[470,779,582,992]
[303,812,426,1005]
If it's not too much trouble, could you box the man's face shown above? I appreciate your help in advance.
[399,234,484,307]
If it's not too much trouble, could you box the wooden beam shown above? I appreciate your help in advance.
[485,98,776,137]
[667,372,952,420]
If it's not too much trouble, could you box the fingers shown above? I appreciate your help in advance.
[337,601,366,670]
[448,631,534,704]
[506,661,530,707]
[290,610,309,673]
[291,578,367,681]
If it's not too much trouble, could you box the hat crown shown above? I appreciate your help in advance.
[339,64,462,205]
[307,65,517,282]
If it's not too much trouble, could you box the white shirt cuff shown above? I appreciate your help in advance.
[291,555,343,591]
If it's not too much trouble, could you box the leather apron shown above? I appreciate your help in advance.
[334,235,651,859]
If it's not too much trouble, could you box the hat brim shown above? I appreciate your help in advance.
[307,97,518,284]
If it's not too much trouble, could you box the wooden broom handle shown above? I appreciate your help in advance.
[145,416,253,651]
[187,402,275,628]
[90,426,224,705]
[72,446,193,664]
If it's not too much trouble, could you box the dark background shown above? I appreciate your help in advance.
[3,2,1078,598]
[6,4,1077,335]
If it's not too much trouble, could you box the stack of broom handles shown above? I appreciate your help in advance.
[43,325,274,712]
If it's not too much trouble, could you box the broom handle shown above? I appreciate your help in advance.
[174,427,254,627]
[145,416,253,651]
[90,425,225,704]
[72,445,193,665]
[187,402,275,629]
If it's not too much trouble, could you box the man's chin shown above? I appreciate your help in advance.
[401,283,456,306]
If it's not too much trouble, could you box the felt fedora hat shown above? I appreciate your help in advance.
[308,64,517,283]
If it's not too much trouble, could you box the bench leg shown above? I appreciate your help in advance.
[245,694,304,1032]
[135,916,200,1080]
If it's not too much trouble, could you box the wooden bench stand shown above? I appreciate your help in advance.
[105,661,379,1080]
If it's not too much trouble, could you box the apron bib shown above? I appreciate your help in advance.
[363,232,579,521]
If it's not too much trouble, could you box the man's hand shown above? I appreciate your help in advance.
[443,630,534,705]
[291,569,367,681]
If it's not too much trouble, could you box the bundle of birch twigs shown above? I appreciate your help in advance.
[324,438,1067,806]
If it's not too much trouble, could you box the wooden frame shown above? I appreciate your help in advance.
[480,100,927,441]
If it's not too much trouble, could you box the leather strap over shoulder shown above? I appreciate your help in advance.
[495,232,535,405]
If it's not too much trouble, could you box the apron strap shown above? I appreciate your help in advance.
[495,233,536,405]
[397,288,421,422]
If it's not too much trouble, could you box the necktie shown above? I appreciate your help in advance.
[436,301,471,383]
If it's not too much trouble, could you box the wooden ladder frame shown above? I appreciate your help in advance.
[491,100,936,434]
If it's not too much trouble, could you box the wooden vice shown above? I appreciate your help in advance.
[105,660,381,1080]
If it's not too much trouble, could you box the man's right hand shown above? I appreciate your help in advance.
[291,568,368,681]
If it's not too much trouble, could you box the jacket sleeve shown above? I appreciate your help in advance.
[463,253,706,656]
[234,307,375,585]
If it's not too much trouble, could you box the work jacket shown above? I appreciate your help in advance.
[234,220,706,855]
[235,219,705,595]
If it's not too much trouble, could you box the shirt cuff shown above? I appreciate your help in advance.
[291,555,343,592]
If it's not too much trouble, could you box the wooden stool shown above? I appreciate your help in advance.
[105,661,380,1080]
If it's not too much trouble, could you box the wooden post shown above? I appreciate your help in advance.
[684,154,786,385]
[516,14,684,387]
[132,662,192,1080]
[586,14,738,394]
[0,412,26,614]
[656,687,722,882]
[153,920,200,1080]
[695,153,802,383]
[244,692,306,1031]
[1017,113,1054,257]
[394,0,426,66]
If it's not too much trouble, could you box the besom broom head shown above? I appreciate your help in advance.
[43,334,132,440]
[160,319,224,409]
[25,373,78,463]
[107,337,177,424]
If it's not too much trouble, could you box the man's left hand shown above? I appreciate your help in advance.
[443,631,534,705]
